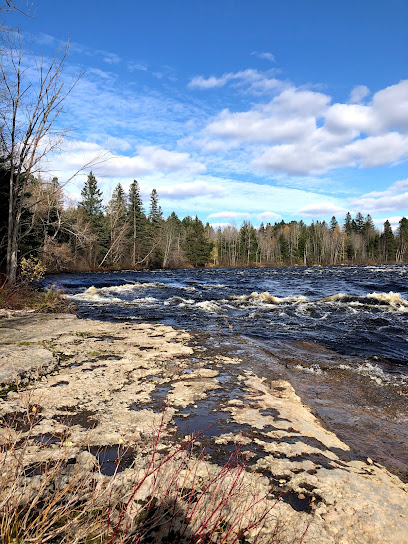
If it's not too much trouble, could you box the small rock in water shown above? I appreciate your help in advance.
[298,493,306,500]
[366,457,373,465]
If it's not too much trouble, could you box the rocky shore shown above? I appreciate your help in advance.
[0,311,407,543]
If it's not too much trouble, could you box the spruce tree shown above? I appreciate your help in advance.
[78,171,108,266]
[343,212,352,234]
[146,189,163,268]
[183,216,213,267]
[381,220,396,262]
[79,172,103,227]
[330,216,338,230]
[128,180,146,265]
[148,188,163,228]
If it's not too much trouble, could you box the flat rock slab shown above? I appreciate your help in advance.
[0,344,57,386]
[0,312,407,544]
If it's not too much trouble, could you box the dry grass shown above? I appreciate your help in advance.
[0,283,75,313]
[0,405,311,544]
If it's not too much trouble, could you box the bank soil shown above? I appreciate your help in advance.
[0,312,407,543]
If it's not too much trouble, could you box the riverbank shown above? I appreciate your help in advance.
[0,311,407,543]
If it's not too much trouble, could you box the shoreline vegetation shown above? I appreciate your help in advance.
[1,171,408,280]
[0,311,407,543]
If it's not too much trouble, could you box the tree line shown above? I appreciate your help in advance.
[1,169,407,274]
[1,16,407,281]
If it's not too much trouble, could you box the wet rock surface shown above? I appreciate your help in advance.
[0,312,407,543]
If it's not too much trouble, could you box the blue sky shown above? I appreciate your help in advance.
[8,0,408,229]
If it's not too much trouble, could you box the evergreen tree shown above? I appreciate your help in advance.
[397,217,408,261]
[381,220,396,262]
[354,212,365,232]
[364,214,375,232]
[183,216,213,267]
[146,189,163,268]
[148,188,163,228]
[330,216,338,231]
[343,212,352,234]
[128,180,146,265]
[78,172,108,265]
[79,172,103,227]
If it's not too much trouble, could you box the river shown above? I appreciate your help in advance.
[45,264,408,480]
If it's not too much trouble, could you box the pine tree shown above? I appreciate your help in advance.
[364,214,375,232]
[146,189,163,268]
[148,189,163,228]
[397,217,408,262]
[78,172,108,266]
[343,212,352,234]
[381,220,396,262]
[330,216,338,231]
[128,180,146,265]
[183,216,213,267]
[79,172,103,227]
[354,212,365,232]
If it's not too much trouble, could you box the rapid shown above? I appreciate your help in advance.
[45,264,408,479]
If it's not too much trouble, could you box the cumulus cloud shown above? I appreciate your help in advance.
[47,142,206,179]
[205,87,330,146]
[373,216,404,231]
[349,178,408,212]
[257,211,282,222]
[193,77,408,176]
[349,178,408,213]
[349,85,370,103]
[296,203,349,217]
[209,222,234,230]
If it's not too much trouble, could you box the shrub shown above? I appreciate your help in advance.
[0,409,307,543]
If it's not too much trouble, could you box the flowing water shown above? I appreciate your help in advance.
[45,265,408,479]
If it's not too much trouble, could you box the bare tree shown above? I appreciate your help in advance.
[0,34,91,284]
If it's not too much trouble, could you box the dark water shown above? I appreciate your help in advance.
[45,265,408,479]
[46,264,408,366]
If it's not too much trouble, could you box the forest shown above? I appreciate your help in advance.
[1,168,407,275]
[0,17,407,281]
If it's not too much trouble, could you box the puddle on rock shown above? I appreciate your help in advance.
[34,433,64,445]
[89,445,135,476]
[131,384,172,412]
[53,409,98,428]
[173,408,230,438]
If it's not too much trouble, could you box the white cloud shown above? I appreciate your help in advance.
[296,203,349,217]
[257,211,282,222]
[325,103,378,134]
[157,181,227,200]
[373,216,404,231]
[208,211,251,220]
[251,51,275,62]
[209,222,234,230]
[192,76,408,176]
[204,87,330,146]
[46,142,206,180]
[350,192,408,213]
[207,109,316,143]
[349,178,408,213]
[188,69,283,94]
[372,80,408,132]
[349,85,370,104]
[128,62,148,72]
